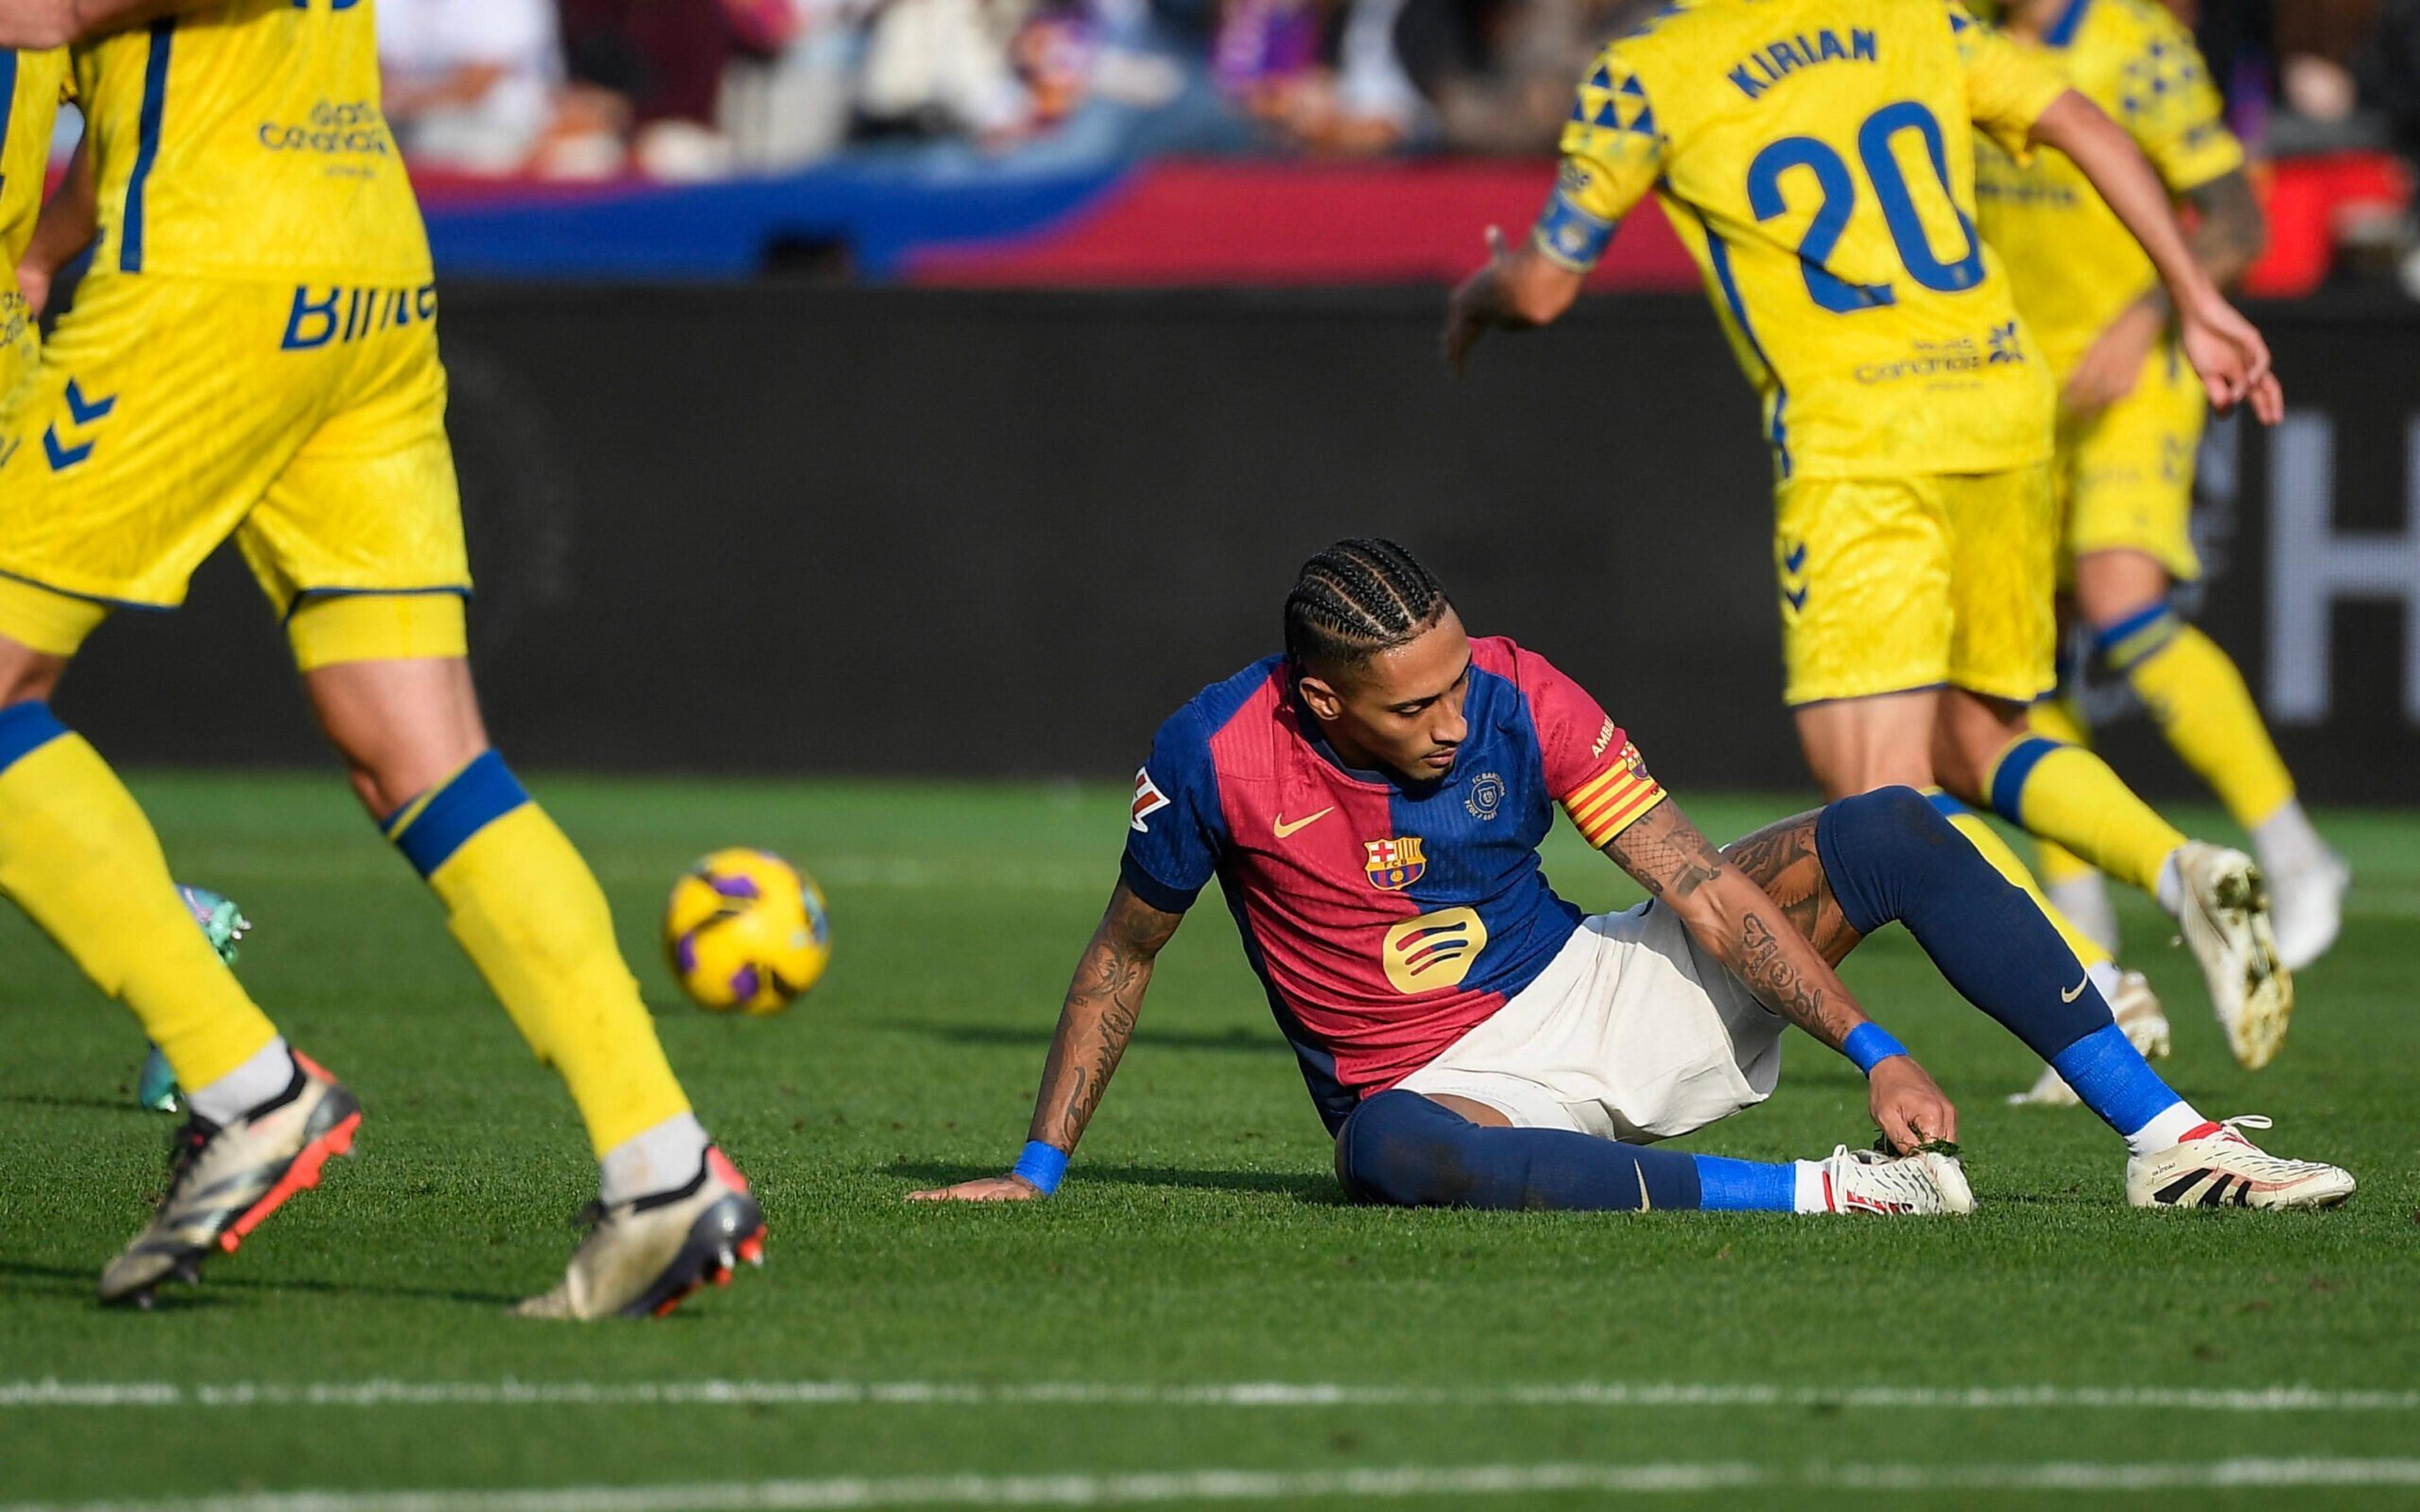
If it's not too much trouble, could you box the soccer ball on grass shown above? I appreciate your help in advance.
[663,848,831,1014]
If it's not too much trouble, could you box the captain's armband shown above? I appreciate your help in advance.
[1532,184,1618,273]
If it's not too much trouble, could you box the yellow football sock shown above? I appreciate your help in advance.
[0,704,279,1088]
[386,751,689,1155]
[1981,732,2186,897]
[2022,699,2099,888]
[1924,788,2112,971]
[2109,614,2296,830]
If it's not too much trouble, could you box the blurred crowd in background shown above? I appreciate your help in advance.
[383,0,2420,173]
[369,0,2420,288]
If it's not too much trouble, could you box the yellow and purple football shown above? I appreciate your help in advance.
[663,848,831,1014]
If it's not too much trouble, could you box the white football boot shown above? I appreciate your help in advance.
[2267,850,2349,974]
[516,1147,764,1320]
[2126,1116,2354,1210]
[2171,842,2292,1070]
[99,1053,361,1307]
[1814,1146,1974,1216]
[2010,970,2172,1108]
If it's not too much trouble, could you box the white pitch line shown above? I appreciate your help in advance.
[11,1459,2420,1512]
[4,1378,2416,1413]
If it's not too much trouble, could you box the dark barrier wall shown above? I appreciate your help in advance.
[49,289,2420,802]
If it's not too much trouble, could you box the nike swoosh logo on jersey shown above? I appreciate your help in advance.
[2061,978,2089,1003]
[1273,808,1337,839]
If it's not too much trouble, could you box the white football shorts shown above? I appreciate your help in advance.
[1394,902,1785,1142]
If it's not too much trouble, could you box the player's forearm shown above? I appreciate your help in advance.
[1025,948,1154,1154]
[2183,168,2267,291]
[1021,884,1179,1159]
[2031,90,2223,319]
[1486,246,1584,328]
[1605,799,1870,1052]
[1685,869,1870,1053]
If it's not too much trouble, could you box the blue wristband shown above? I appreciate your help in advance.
[1843,1023,1910,1075]
[1012,1140,1069,1195]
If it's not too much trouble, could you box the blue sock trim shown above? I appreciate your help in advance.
[1843,1022,1910,1074]
[1012,1140,1069,1195]
[1988,736,2061,825]
[389,750,531,879]
[2091,601,2174,656]
[1692,1154,1797,1212]
[1924,791,1973,820]
[2049,1022,2185,1138]
[0,702,70,776]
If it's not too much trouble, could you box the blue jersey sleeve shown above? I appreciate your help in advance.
[1119,706,1225,914]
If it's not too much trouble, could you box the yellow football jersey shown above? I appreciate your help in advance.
[73,0,430,284]
[1973,0,2242,374]
[3,49,70,375]
[1545,0,2065,480]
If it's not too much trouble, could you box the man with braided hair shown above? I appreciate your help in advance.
[913,539,2351,1215]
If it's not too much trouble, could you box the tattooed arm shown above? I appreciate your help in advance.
[908,881,1183,1201]
[1605,797,1956,1151]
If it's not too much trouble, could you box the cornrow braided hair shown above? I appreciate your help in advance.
[1283,538,1452,675]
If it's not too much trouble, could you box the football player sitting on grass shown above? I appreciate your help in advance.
[913,539,2352,1216]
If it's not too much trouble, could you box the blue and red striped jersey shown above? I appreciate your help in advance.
[1122,637,1666,1130]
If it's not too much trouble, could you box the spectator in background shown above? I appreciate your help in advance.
[1392,0,1623,154]
[559,0,746,178]
[377,0,565,175]
[854,0,1039,145]
[1213,0,1422,153]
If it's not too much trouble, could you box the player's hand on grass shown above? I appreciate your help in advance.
[906,1174,1044,1203]
[2177,292,2285,425]
[1867,1055,1957,1156]
[2063,300,2163,419]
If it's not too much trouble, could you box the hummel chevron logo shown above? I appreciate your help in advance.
[1272,808,1335,839]
[44,379,117,472]
[42,426,92,471]
[64,379,115,427]
[2060,977,2089,1003]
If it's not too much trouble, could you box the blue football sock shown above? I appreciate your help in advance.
[1691,1154,1798,1212]
[1816,787,2185,1142]
[1335,1089,1726,1211]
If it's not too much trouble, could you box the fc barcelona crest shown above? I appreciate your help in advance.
[1364,836,1427,891]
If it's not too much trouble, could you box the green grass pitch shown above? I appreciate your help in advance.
[2,772,2415,1510]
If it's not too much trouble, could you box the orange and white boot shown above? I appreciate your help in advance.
[98,1052,360,1308]
[515,1147,765,1320]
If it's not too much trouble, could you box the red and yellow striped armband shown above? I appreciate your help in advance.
[1562,743,1666,848]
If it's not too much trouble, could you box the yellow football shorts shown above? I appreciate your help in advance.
[2056,341,2206,583]
[0,285,35,412]
[0,270,470,658]
[1774,462,2058,707]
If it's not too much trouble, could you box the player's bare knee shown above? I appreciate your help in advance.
[2071,551,2172,627]
[305,657,489,816]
